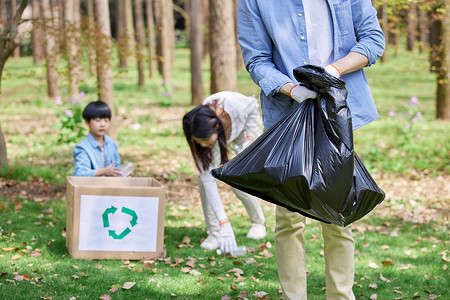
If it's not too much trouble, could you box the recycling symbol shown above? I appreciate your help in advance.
[102,206,138,239]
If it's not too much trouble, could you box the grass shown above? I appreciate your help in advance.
[0,46,449,299]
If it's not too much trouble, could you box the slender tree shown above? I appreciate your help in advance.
[407,3,417,51]
[124,0,135,59]
[155,0,171,87]
[11,0,20,58]
[435,2,449,120]
[0,0,28,94]
[233,0,244,70]
[145,0,155,78]
[87,0,96,75]
[32,0,45,64]
[209,0,236,93]
[190,0,203,104]
[94,0,117,139]
[134,0,146,87]
[380,1,389,62]
[65,0,81,98]
[116,0,127,68]
[41,0,59,97]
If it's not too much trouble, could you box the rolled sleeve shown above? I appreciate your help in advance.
[73,146,96,177]
[350,0,385,66]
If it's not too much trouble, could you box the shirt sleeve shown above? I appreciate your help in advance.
[73,145,96,177]
[238,0,292,96]
[350,0,385,66]
[197,143,228,222]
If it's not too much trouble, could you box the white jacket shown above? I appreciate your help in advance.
[198,91,263,221]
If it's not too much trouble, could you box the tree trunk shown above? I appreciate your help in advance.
[380,2,388,63]
[145,0,155,78]
[407,4,417,51]
[94,0,116,139]
[209,0,236,94]
[124,0,135,60]
[418,4,428,54]
[233,0,244,70]
[32,0,45,64]
[40,0,59,97]
[168,0,175,64]
[156,0,171,87]
[0,0,28,94]
[116,0,127,68]
[202,0,209,59]
[65,0,81,98]
[87,0,96,75]
[190,0,203,104]
[11,0,21,58]
[134,0,145,87]
[435,4,450,120]
[0,125,7,169]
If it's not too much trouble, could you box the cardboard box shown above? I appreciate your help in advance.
[66,176,166,260]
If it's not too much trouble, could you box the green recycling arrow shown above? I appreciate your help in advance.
[109,227,132,239]
[121,207,138,227]
[102,206,117,228]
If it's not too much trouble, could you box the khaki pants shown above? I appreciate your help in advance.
[275,206,355,300]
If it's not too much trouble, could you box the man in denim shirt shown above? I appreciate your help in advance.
[73,101,122,177]
[238,0,385,299]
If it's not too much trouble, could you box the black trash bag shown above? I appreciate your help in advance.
[211,65,385,226]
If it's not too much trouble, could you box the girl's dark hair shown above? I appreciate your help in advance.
[82,101,112,121]
[182,105,228,171]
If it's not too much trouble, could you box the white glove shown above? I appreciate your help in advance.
[289,85,318,103]
[324,64,341,78]
[219,221,237,254]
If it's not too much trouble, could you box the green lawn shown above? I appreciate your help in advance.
[0,47,448,299]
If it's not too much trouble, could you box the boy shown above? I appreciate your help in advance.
[73,101,122,177]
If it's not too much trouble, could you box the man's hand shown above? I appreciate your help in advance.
[219,221,237,254]
[96,162,123,177]
[289,85,318,103]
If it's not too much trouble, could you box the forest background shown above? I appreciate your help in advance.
[0,0,448,299]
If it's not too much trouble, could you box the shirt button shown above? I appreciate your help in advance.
[303,61,307,65]
[301,36,305,40]
[298,12,302,17]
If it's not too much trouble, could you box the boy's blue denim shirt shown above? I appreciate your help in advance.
[73,132,121,177]
[238,0,386,130]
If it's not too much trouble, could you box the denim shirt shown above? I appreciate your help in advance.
[73,133,121,176]
[238,0,385,130]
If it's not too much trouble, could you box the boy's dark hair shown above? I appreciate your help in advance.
[82,101,112,121]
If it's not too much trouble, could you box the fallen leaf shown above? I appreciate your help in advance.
[2,247,19,252]
[245,257,256,264]
[95,264,103,269]
[99,294,112,300]
[369,283,378,289]
[122,282,136,289]
[31,251,41,257]
[12,254,22,260]
[253,291,268,297]
[239,291,249,298]
[180,267,191,273]
[380,273,391,283]
[368,262,379,269]
[72,265,79,270]
[110,285,119,293]
[72,275,79,279]
[370,294,377,300]
[221,296,231,300]
[230,284,237,291]
[189,269,201,276]
[380,245,390,250]
[186,260,195,268]
[227,268,244,275]
[14,275,24,281]
[393,289,402,294]
[382,258,393,266]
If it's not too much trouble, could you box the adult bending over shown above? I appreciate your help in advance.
[183,91,267,254]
